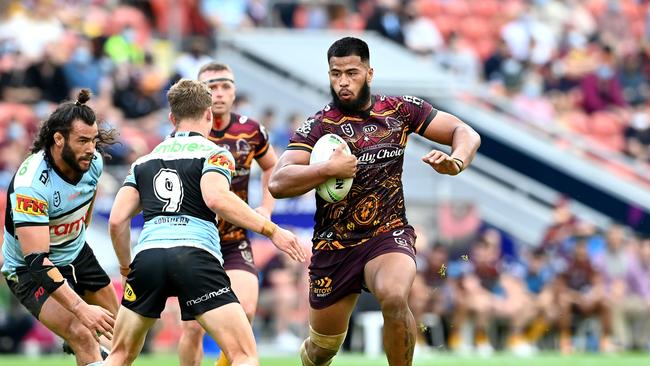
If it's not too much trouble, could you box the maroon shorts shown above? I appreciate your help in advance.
[308,225,416,309]
[220,239,258,275]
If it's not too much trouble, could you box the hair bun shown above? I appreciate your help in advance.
[76,89,91,105]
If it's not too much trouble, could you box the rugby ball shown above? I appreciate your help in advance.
[309,134,353,203]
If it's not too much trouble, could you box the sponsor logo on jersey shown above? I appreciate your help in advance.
[39,170,49,184]
[15,194,47,216]
[208,153,235,173]
[186,287,231,306]
[296,118,316,137]
[310,276,333,297]
[50,214,86,237]
[402,95,424,107]
[363,125,378,134]
[53,191,61,207]
[124,283,136,302]
[356,144,404,167]
[154,140,214,154]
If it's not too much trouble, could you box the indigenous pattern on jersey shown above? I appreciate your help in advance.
[288,95,437,250]
[208,113,270,244]
[123,131,235,264]
[2,150,103,277]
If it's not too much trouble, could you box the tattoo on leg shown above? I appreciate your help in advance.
[404,321,414,364]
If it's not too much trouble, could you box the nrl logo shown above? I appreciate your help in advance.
[341,123,354,137]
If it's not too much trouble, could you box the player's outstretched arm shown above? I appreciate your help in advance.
[17,226,115,339]
[255,146,278,218]
[201,171,306,262]
[269,146,356,198]
[420,111,481,176]
[108,186,142,277]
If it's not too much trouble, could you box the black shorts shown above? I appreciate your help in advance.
[5,242,111,319]
[308,225,417,309]
[122,246,239,321]
[221,239,258,275]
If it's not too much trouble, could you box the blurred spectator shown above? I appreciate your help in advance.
[597,0,634,54]
[104,25,144,65]
[580,45,626,114]
[173,36,213,79]
[0,283,34,354]
[0,1,64,61]
[63,37,108,95]
[25,45,70,104]
[365,0,405,45]
[0,49,41,103]
[483,39,511,83]
[522,248,558,347]
[501,6,556,65]
[556,239,613,354]
[402,1,443,56]
[111,54,164,119]
[258,252,308,352]
[619,51,649,106]
[200,0,252,30]
[436,32,481,83]
[593,226,650,349]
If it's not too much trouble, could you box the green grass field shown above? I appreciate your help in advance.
[1,353,649,366]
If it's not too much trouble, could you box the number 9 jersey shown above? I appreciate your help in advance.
[123,131,235,264]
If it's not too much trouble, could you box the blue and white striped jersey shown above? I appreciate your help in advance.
[123,131,235,263]
[2,150,103,277]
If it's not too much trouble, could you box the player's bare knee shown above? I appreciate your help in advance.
[241,302,257,320]
[65,321,96,350]
[181,321,205,339]
[377,291,409,316]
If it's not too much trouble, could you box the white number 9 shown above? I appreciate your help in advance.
[153,169,183,212]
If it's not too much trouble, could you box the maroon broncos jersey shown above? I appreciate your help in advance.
[209,112,270,244]
[288,95,437,250]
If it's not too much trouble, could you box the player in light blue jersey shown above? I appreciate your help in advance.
[1,89,119,366]
[105,79,306,366]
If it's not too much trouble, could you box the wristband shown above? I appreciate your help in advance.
[261,220,278,237]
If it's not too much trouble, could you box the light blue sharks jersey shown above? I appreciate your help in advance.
[2,150,103,277]
[123,131,235,264]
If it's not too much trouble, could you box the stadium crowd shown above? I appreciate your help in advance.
[1,0,650,359]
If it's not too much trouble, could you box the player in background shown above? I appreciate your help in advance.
[269,37,481,366]
[178,62,279,366]
[1,89,118,366]
[105,79,306,366]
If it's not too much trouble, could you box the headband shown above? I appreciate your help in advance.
[203,77,235,85]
